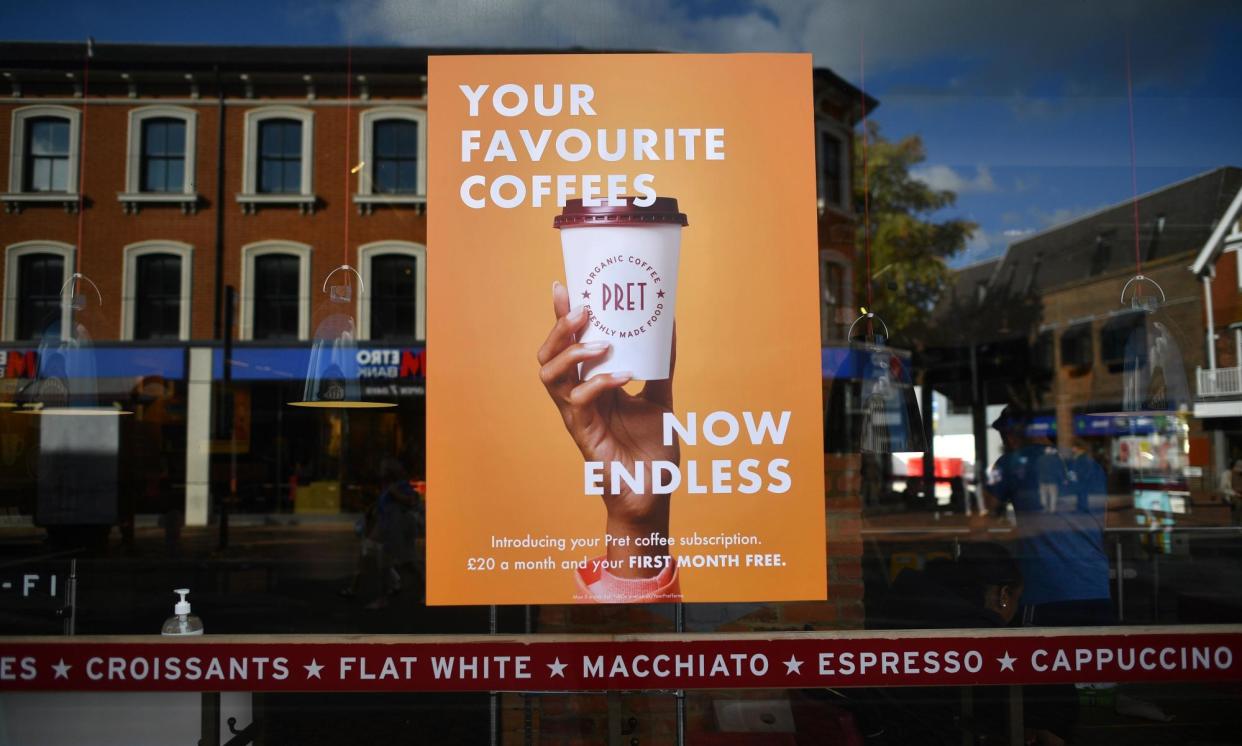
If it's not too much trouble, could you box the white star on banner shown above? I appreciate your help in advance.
[51,659,71,679]
[547,658,567,678]
[304,659,324,679]
[783,656,803,675]
[997,652,1016,672]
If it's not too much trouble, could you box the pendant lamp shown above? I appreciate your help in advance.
[289,265,395,409]
[834,312,926,454]
[1085,275,1189,425]
[15,273,130,416]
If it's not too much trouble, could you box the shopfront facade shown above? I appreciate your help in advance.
[1,18,1241,745]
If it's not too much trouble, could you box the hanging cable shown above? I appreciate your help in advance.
[1125,30,1142,276]
[859,28,873,313]
[343,45,353,268]
[75,38,93,275]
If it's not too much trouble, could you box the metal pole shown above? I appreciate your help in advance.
[969,343,988,515]
[201,692,221,746]
[1204,275,1217,370]
[212,64,226,340]
[921,376,936,506]
[1115,540,1125,622]
[62,558,77,636]
[489,604,498,746]
[219,286,236,550]
[524,605,533,746]
[675,601,685,746]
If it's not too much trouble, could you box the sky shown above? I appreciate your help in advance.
[2,0,1240,268]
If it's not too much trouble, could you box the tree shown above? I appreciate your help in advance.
[853,122,976,346]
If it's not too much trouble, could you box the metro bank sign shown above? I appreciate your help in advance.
[356,348,426,379]
[0,350,37,379]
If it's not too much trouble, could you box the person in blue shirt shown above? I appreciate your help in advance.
[985,407,1112,626]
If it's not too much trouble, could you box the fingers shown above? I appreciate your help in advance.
[540,341,611,401]
[568,371,632,408]
[641,323,675,408]
[537,286,589,366]
[551,279,570,320]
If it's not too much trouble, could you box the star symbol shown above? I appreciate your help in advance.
[304,659,324,679]
[783,656,803,675]
[52,659,71,679]
[656,289,665,298]
[997,652,1016,672]
[547,658,567,678]
[581,290,590,299]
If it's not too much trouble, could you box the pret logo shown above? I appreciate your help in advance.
[581,254,666,339]
[0,351,37,379]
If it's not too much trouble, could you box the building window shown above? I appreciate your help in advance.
[252,255,301,339]
[1100,312,1145,373]
[240,241,311,341]
[258,120,303,194]
[818,250,852,344]
[371,120,418,194]
[357,108,427,202]
[122,241,193,341]
[3,241,74,341]
[370,254,418,341]
[16,254,65,339]
[816,122,848,211]
[140,119,186,193]
[1060,322,1094,373]
[7,106,81,196]
[122,106,198,202]
[133,254,183,340]
[240,107,315,200]
[24,117,71,192]
[358,241,426,341]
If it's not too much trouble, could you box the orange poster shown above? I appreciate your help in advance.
[427,54,826,604]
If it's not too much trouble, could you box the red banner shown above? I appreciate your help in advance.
[1,627,1238,692]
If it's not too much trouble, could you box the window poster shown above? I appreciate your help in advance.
[427,54,826,604]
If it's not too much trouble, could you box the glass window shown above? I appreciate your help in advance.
[139,117,186,193]
[820,129,843,207]
[133,253,182,340]
[821,258,845,344]
[15,253,64,340]
[251,253,300,340]
[372,119,418,194]
[369,253,418,341]
[257,119,302,194]
[1100,311,1145,372]
[1060,322,1094,372]
[23,116,71,192]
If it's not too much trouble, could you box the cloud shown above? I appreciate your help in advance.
[335,0,1236,96]
[910,165,998,195]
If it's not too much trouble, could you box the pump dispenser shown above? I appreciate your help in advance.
[161,588,204,636]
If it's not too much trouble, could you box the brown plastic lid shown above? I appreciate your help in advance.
[553,197,688,229]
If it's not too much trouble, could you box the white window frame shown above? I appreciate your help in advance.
[3,106,82,211]
[120,240,194,341]
[239,240,312,341]
[119,106,199,213]
[815,119,851,216]
[818,248,853,345]
[355,107,427,212]
[237,106,315,213]
[357,240,427,341]
[3,240,74,341]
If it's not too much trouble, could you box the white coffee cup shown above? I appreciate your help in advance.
[556,197,687,381]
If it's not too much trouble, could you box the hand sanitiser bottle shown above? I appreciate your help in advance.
[161,588,204,636]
